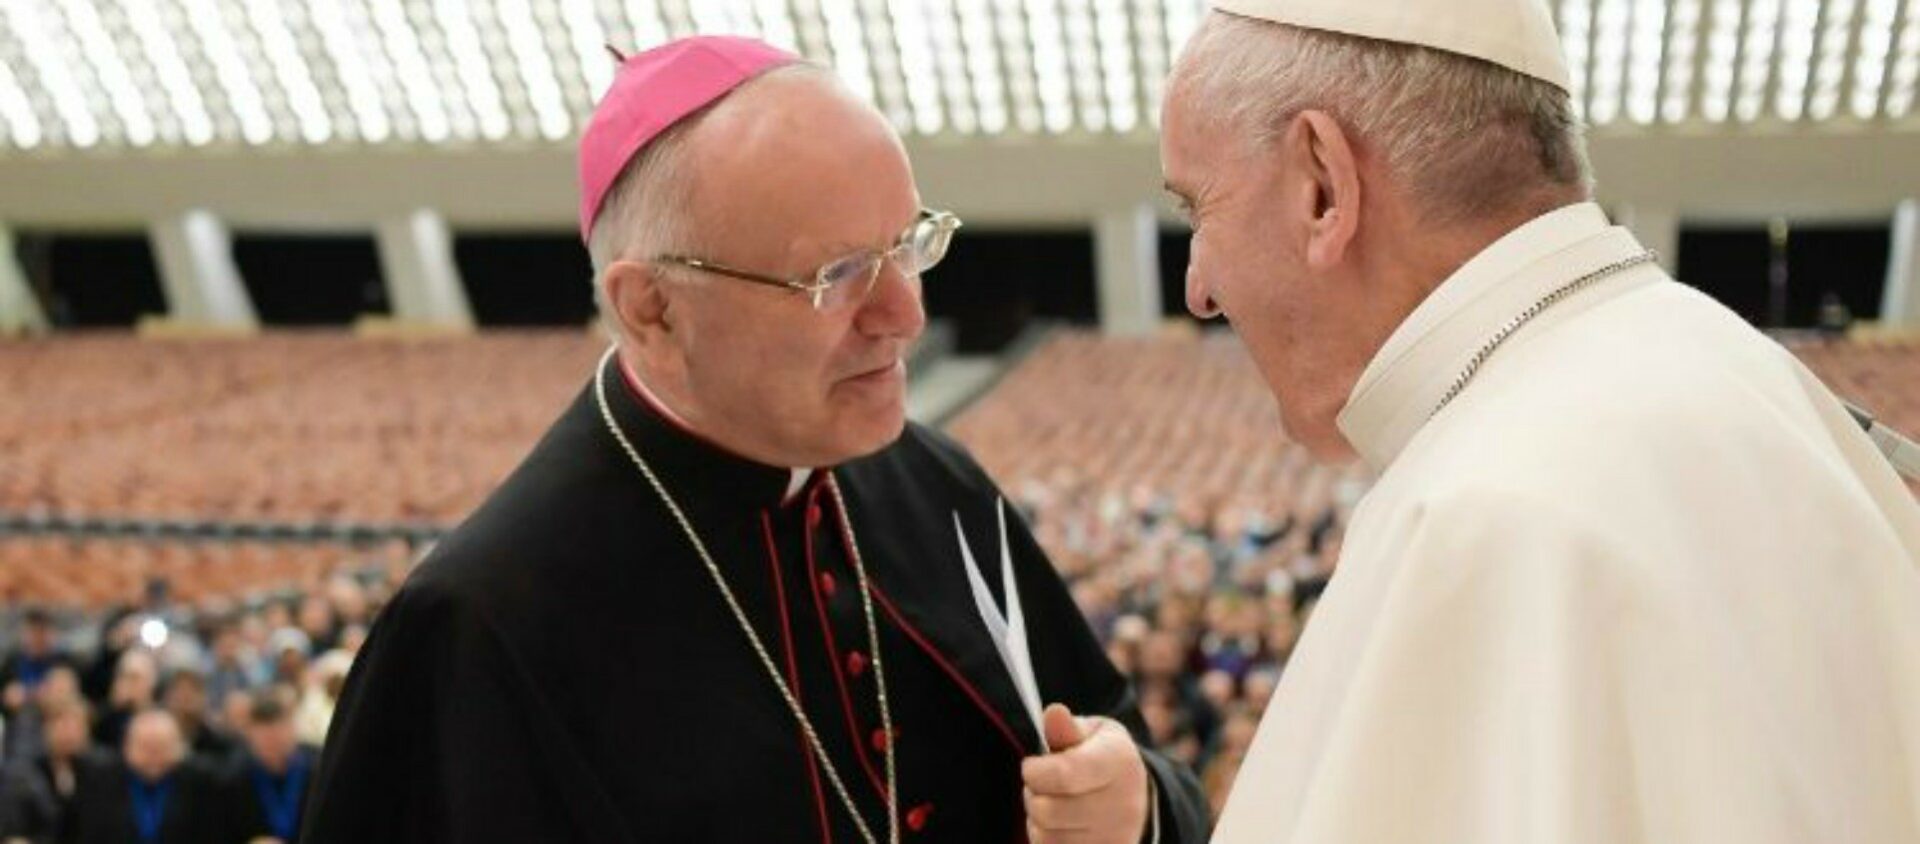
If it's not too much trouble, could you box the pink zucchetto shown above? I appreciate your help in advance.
[577,35,800,243]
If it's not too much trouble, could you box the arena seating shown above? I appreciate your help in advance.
[0,536,412,611]
[0,332,602,523]
[1,329,1914,609]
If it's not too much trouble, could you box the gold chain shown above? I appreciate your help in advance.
[593,349,899,844]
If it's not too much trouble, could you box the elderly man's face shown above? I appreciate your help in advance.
[124,712,184,783]
[637,73,926,467]
[1160,91,1347,456]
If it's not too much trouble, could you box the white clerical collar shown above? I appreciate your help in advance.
[1337,202,1647,472]
[617,352,816,503]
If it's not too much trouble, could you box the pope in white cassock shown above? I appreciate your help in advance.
[1158,0,1920,841]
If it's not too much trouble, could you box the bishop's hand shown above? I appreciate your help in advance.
[1021,703,1151,844]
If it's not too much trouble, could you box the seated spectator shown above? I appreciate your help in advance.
[1137,630,1218,751]
[4,665,80,770]
[88,654,158,753]
[201,624,261,721]
[1241,667,1281,715]
[215,691,252,744]
[1198,669,1237,715]
[321,578,369,633]
[158,672,232,761]
[1140,683,1203,770]
[2,609,75,762]
[216,696,314,844]
[334,626,367,657]
[262,633,308,690]
[292,601,336,658]
[2,610,74,711]
[0,754,56,844]
[26,695,107,844]
[73,710,215,844]
[290,654,349,750]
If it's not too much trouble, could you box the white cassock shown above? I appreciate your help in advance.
[1213,202,1920,843]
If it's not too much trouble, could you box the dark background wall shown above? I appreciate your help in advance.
[17,219,1894,343]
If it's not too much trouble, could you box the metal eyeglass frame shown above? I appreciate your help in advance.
[653,208,962,310]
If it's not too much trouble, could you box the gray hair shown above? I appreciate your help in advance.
[585,62,832,325]
[1173,12,1592,226]
[586,117,699,277]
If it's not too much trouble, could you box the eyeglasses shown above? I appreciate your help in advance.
[654,208,962,311]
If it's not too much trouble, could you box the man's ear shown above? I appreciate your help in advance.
[1281,110,1363,270]
[601,260,673,344]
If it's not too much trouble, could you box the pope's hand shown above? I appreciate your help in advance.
[1021,703,1151,843]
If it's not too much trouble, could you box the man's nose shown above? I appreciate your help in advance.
[856,262,927,341]
[1185,264,1220,319]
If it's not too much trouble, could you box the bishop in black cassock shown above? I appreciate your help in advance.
[302,354,1207,842]
[302,34,1207,844]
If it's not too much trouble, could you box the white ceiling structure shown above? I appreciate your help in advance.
[0,0,1914,225]
[0,0,1916,151]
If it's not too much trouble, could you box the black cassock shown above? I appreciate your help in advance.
[302,355,1208,843]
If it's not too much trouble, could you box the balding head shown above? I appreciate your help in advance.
[593,64,930,469]
[124,708,184,783]
[587,62,846,276]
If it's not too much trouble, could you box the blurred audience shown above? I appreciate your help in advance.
[159,673,231,760]
[72,709,214,844]
[949,332,1369,814]
[0,548,403,842]
[216,695,314,844]
[0,330,1912,826]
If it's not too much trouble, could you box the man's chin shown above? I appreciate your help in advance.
[865,406,910,444]
[830,407,908,461]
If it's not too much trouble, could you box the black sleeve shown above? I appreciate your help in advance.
[1002,499,1211,843]
[0,763,59,844]
[298,582,577,844]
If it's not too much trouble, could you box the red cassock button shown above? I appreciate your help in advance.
[905,803,933,832]
[806,504,823,527]
[870,727,895,753]
[845,650,868,677]
[818,570,837,598]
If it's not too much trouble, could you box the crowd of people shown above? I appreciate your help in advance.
[0,329,1914,834]
[949,330,1372,815]
[0,545,407,843]
[0,539,416,615]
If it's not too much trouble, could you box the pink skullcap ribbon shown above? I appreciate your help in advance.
[577,35,800,242]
